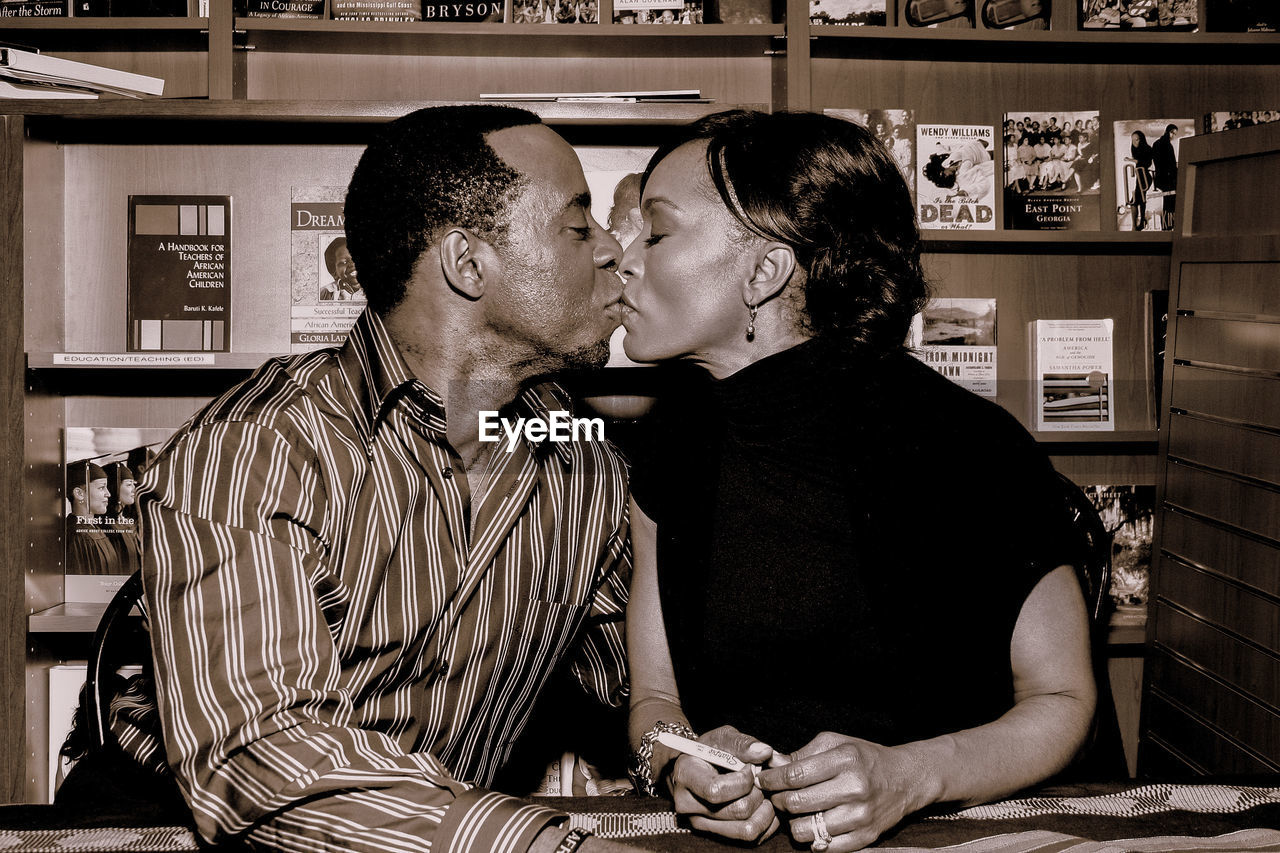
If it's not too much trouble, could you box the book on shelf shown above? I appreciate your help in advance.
[1112,118,1193,232]
[64,427,173,604]
[904,0,972,26]
[511,0,598,21]
[47,662,144,803]
[715,0,772,23]
[127,195,232,353]
[1029,318,1115,432]
[330,0,422,19]
[291,187,365,354]
[809,0,887,25]
[916,123,995,230]
[1079,0,1197,29]
[907,297,998,397]
[241,0,324,17]
[480,89,703,101]
[1145,288,1168,427]
[1202,110,1279,133]
[0,46,164,97]
[1003,110,1100,231]
[612,0,704,23]
[979,0,1048,28]
[0,0,68,18]
[825,109,915,199]
[0,78,97,98]
[71,0,188,14]
[1082,484,1155,624]
[1206,0,1278,30]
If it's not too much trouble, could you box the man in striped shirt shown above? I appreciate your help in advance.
[136,106,637,853]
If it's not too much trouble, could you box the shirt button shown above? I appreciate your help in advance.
[442,467,453,479]
[436,660,449,677]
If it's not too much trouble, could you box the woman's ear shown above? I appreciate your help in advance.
[742,242,797,308]
[439,228,488,300]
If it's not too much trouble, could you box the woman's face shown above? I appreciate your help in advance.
[1132,132,1142,146]
[619,141,758,364]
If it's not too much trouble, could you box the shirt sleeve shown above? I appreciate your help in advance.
[141,420,563,853]
[566,500,631,709]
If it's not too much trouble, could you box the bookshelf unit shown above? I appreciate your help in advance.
[3,0,1279,801]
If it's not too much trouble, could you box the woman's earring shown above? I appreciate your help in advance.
[746,303,758,342]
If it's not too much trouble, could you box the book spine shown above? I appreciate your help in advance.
[0,0,70,17]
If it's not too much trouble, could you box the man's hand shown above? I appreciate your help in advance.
[758,732,933,853]
[667,725,778,844]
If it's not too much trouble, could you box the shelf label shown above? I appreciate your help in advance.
[53,352,216,366]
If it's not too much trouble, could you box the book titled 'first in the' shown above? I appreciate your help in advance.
[127,195,231,353]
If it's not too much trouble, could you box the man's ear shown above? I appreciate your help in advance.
[742,242,796,308]
[439,228,489,300]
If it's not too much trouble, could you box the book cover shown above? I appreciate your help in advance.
[513,0,597,21]
[127,195,231,353]
[613,0,702,22]
[1003,110,1100,230]
[1079,0,1196,29]
[47,663,87,803]
[1082,484,1155,621]
[979,0,1048,27]
[716,0,771,23]
[916,124,996,230]
[331,0,422,19]
[0,0,68,17]
[242,0,324,16]
[908,297,998,397]
[904,0,972,26]
[64,427,172,603]
[291,187,365,354]
[825,109,916,198]
[1113,119,1193,232]
[809,0,886,25]
[1202,110,1279,134]
[1206,0,1278,30]
[71,0,185,13]
[1030,318,1115,432]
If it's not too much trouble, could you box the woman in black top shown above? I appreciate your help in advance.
[1126,130,1155,230]
[619,111,1095,852]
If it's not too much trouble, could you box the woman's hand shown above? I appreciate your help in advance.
[667,725,779,845]
[758,732,933,853]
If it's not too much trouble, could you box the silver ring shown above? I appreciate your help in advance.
[811,811,832,852]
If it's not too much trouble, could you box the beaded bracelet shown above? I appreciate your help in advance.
[628,720,697,797]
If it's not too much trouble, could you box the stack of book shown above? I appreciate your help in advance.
[0,45,164,99]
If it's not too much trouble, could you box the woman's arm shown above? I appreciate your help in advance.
[760,564,1096,852]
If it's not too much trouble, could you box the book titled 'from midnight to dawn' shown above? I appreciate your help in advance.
[127,195,231,353]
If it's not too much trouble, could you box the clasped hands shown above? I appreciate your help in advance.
[665,726,928,852]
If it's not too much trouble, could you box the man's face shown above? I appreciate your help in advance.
[482,125,624,371]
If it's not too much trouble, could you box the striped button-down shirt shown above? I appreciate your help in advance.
[138,308,631,853]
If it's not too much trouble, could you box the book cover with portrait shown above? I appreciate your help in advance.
[612,0,702,22]
[825,109,915,198]
[1029,318,1115,432]
[64,427,173,603]
[1202,110,1279,134]
[916,124,995,230]
[126,195,231,352]
[513,0,598,21]
[290,187,365,354]
[809,0,886,25]
[1112,118,1194,232]
[1002,110,1100,230]
[1079,0,1196,29]
[908,297,998,397]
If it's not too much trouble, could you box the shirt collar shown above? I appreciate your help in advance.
[339,309,574,465]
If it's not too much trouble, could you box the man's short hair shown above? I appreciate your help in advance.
[344,105,543,314]
[642,109,928,354]
[323,236,348,278]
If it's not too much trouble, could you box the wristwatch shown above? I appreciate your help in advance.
[629,720,696,797]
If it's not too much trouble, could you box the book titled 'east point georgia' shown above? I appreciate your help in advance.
[127,195,231,353]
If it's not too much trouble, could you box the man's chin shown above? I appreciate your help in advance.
[562,339,613,371]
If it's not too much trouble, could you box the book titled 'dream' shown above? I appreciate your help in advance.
[0,47,163,97]
[127,195,231,353]
[291,187,365,353]
[1030,319,1114,432]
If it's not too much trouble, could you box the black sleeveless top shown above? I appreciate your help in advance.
[630,338,1083,753]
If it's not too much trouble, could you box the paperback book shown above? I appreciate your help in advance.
[1202,110,1279,133]
[716,0,771,22]
[291,187,364,354]
[512,0,598,21]
[1113,118,1194,232]
[47,662,142,803]
[64,427,172,603]
[1003,110,1100,230]
[809,0,886,25]
[242,0,324,16]
[1206,0,1278,30]
[904,0,972,26]
[613,0,702,22]
[331,0,424,19]
[916,124,995,230]
[1030,319,1115,432]
[127,195,231,353]
[979,0,1048,27]
[825,109,916,197]
[1079,0,1196,29]
[907,297,998,397]
[0,0,68,17]
[1082,484,1156,619]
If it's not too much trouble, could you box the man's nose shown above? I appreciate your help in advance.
[593,222,622,272]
